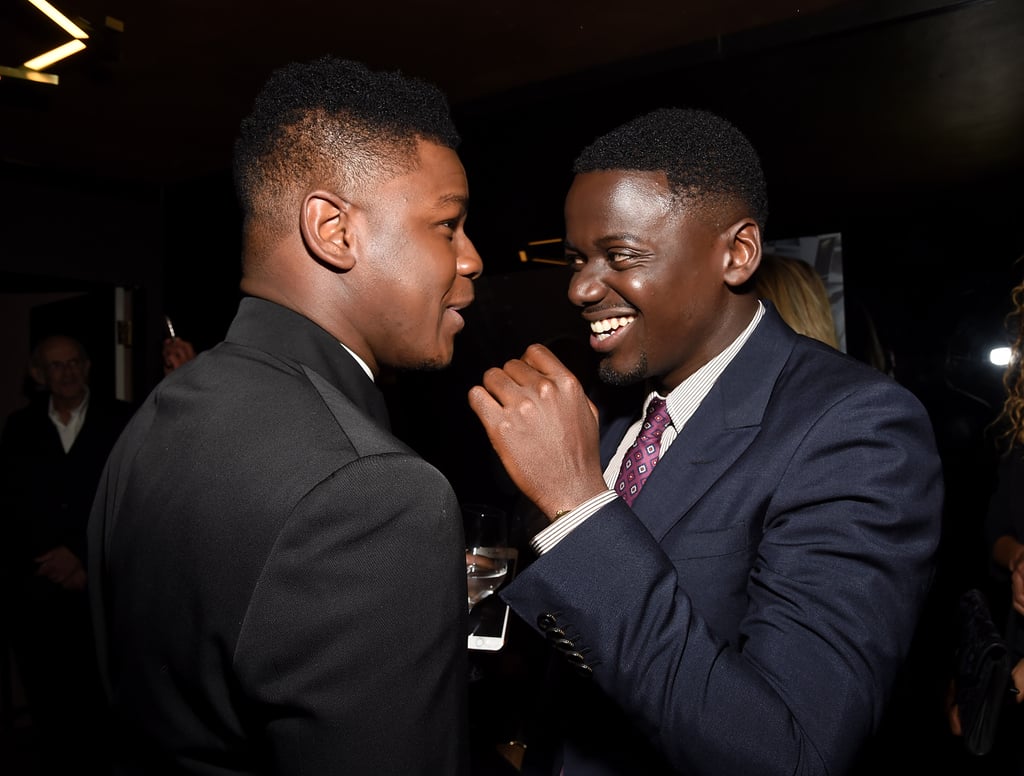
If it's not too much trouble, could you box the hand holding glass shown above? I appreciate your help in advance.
[463,504,508,612]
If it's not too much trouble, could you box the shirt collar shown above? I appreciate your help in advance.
[650,300,765,428]
[339,342,374,382]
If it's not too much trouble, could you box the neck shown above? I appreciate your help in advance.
[51,393,85,422]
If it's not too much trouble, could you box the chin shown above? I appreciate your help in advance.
[396,351,452,373]
[422,357,451,372]
[598,353,648,387]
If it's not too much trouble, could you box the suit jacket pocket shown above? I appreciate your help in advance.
[666,522,749,560]
[665,523,754,642]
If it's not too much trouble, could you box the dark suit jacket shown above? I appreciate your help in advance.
[89,297,469,775]
[502,305,943,776]
[1,390,134,578]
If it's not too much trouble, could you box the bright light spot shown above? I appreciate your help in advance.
[989,347,1012,367]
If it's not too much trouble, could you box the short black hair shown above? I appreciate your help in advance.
[573,107,768,231]
[233,55,460,233]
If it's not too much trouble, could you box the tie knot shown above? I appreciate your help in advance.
[640,397,671,438]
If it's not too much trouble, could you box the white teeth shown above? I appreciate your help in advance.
[590,316,636,338]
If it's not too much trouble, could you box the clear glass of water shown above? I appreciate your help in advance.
[462,503,509,612]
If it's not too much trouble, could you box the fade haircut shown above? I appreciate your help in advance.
[573,107,769,232]
[233,56,460,237]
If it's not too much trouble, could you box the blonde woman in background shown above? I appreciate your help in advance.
[753,253,840,348]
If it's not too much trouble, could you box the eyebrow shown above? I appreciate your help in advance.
[565,232,644,251]
[434,192,469,211]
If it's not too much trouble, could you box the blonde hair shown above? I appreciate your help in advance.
[992,274,1024,453]
[753,254,840,349]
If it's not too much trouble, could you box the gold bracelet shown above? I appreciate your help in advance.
[554,509,571,519]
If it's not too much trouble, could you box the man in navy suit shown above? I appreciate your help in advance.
[469,108,943,775]
[89,57,482,774]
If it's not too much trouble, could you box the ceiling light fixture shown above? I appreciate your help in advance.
[0,65,58,84]
[0,0,90,83]
[26,0,89,39]
[24,39,87,70]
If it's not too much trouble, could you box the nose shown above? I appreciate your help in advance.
[568,261,605,307]
[458,234,483,280]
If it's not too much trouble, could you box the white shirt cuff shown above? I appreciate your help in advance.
[530,490,618,555]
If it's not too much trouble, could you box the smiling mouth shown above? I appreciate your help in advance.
[590,315,636,341]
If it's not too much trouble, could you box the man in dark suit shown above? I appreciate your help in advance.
[88,57,482,775]
[469,108,943,775]
[1,334,134,774]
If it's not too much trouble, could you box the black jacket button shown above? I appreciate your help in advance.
[537,613,558,631]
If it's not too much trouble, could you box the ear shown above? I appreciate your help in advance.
[300,190,356,271]
[722,218,761,288]
[28,364,46,388]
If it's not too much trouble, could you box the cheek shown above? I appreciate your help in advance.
[636,267,704,331]
[363,204,415,265]
[371,231,411,273]
[384,283,436,337]
[625,265,680,310]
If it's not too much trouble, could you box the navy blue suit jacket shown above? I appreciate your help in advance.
[502,304,943,775]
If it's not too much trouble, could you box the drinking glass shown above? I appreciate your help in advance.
[462,503,509,612]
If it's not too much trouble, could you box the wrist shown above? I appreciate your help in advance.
[546,486,612,523]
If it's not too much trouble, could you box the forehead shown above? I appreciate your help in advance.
[380,140,468,206]
[565,170,676,231]
[38,338,81,360]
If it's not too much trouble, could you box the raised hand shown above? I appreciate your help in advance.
[468,343,607,521]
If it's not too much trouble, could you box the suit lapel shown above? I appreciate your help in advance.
[612,306,796,541]
[301,365,406,457]
[631,389,759,541]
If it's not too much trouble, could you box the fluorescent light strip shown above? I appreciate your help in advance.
[0,65,60,84]
[24,39,86,70]
[27,0,89,39]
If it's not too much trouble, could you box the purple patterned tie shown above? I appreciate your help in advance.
[614,397,672,506]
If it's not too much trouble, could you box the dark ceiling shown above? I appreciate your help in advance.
[1,0,862,180]
[3,0,1022,186]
